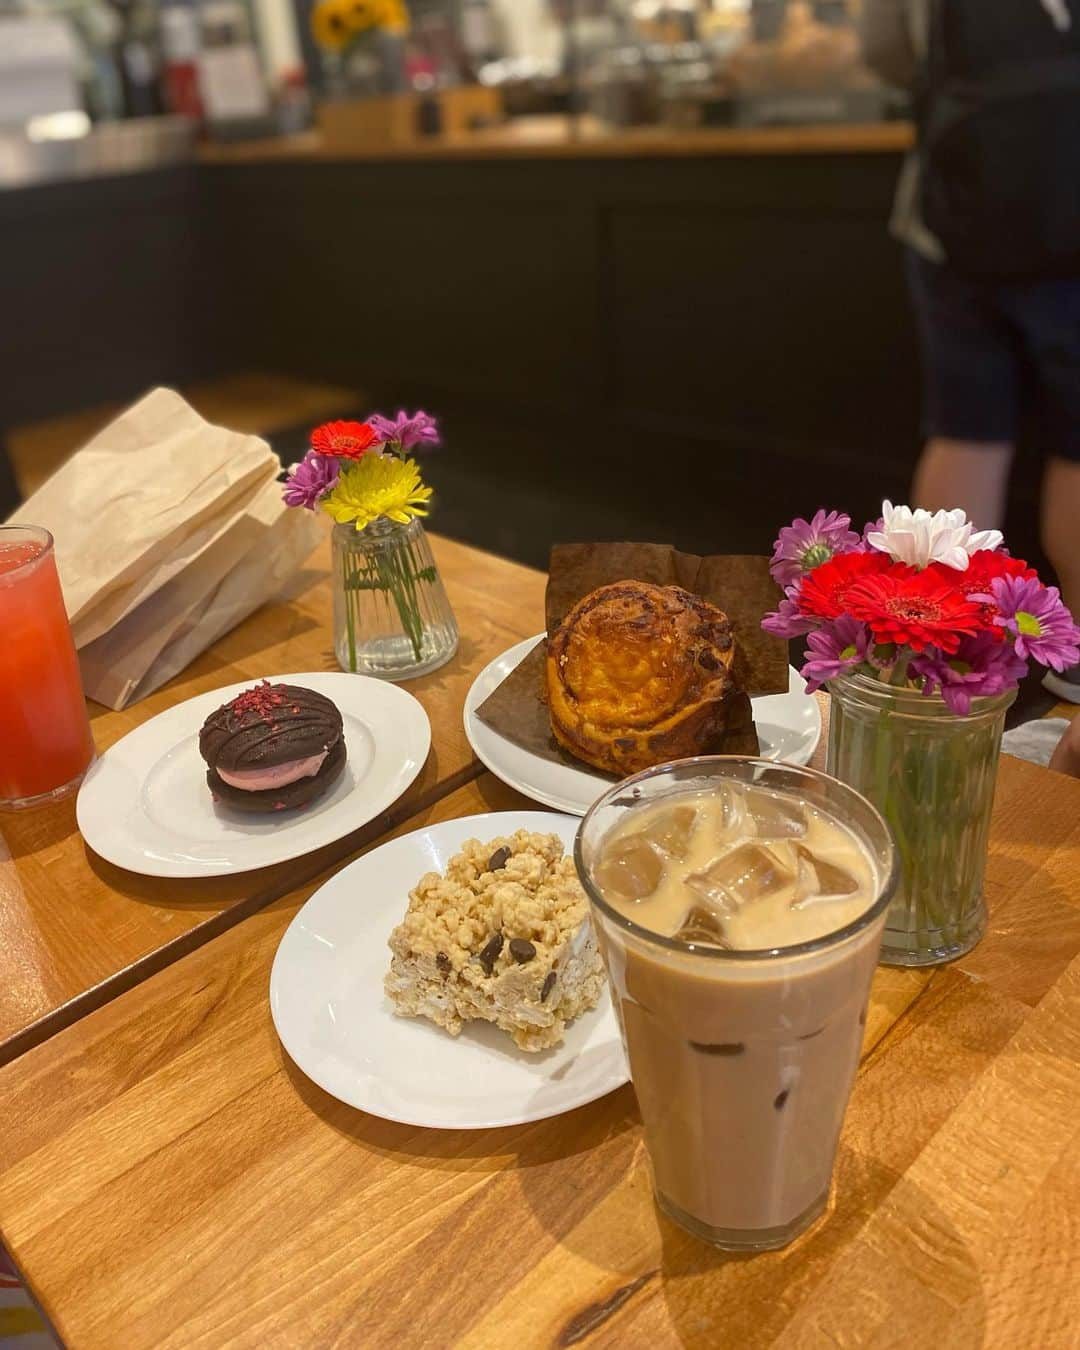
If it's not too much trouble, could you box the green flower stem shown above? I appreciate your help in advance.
[342,544,357,673]
[831,672,1009,961]
[340,520,438,665]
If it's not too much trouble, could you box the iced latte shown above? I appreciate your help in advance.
[576,758,896,1251]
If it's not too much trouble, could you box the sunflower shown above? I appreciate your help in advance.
[378,0,410,34]
[322,454,433,530]
[343,0,382,32]
[311,0,351,49]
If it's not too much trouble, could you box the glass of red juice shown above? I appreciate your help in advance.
[0,526,95,809]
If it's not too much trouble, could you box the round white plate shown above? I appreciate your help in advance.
[270,811,629,1129]
[77,672,431,878]
[463,636,821,816]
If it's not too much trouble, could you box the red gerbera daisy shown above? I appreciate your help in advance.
[798,550,895,620]
[846,568,983,654]
[310,420,379,460]
[930,550,1037,639]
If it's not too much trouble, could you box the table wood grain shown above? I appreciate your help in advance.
[1,757,1076,1350]
[0,534,545,1063]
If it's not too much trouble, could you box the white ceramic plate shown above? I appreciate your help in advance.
[270,811,629,1129]
[77,672,431,878]
[463,636,821,817]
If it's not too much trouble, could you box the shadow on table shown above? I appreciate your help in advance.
[0,799,80,858]
[180,607,328,679]
[279,1044,639,1178]
[651,1150,987,1349]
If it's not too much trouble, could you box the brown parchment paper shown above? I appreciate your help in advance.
[475,541,785,777]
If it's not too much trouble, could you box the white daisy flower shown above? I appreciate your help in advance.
[866,501,1004,571]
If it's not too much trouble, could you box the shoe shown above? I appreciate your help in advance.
[1042,665,1080,704]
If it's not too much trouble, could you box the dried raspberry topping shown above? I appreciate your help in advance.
[226,680,290,729]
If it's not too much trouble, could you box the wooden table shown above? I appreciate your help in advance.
[0,533,544,1063]
[1,754,1077,1349]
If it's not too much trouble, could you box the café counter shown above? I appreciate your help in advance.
[197,117,914,163]
[4,116,921,517]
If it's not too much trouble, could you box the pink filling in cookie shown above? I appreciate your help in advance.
[217,749,329,792]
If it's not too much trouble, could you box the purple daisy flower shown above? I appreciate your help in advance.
[769,509,861,589]
[911,631,1029,715]
[800,616,871,693]
[762,589,817,639]
[987,575,1080,672]
[368,409,441,453]
[282,449,340,510]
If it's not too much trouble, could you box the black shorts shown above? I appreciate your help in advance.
[906,249,1080,462]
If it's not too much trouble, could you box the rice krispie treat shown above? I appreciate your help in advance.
[384,829,606,1052]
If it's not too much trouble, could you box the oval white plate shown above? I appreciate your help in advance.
[463,636,821,816]
[77,672,431,878]
[270,811,629,1129]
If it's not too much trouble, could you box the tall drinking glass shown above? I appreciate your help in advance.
[576,757,897,1251]
[0,526,95,809]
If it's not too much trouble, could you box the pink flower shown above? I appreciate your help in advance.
[762,588,817,639]
[282,450,340,510]
[985,575,1080,672]
[911,632,1028,715]
[368,410,441,453]
[800,616,872,693]
[769,509,861,589]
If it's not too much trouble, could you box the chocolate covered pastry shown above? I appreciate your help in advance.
[546,581,742,777]
[199,681,346,812]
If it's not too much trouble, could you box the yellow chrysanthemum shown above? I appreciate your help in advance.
[322,454,433,531]
[311,0,351,48]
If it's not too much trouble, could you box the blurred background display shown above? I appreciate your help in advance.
[0,0,909,177]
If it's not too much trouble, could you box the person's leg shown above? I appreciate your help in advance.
[1008,276,1080,699]
[904,250,1020,527]
[912,437,1014,528]
[1041,457,1080,619]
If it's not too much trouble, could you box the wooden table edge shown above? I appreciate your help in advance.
[0,760,483,1069]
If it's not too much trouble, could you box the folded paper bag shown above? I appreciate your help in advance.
[77,479,325,709]
[7,386,279,647]
[8,387,324,709]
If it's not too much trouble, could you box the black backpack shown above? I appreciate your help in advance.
[920,0,1080,280]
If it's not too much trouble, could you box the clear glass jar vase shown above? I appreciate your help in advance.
[826,672,1014,966]
[331,518,458,680]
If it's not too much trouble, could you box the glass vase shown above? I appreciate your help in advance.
[331,518,458,680]
[826,672,1014,966]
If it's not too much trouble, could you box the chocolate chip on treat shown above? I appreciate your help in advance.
[478,932,504,976]
[615,737,636,752]
[487,846,511,873]
[774,1089,790,1110]
[716,631,733,651]
[435,952,451,975]
[698,649,720,671]
[509,938,536,964]
[540,971,557,1002]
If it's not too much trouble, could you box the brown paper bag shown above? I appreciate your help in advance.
[475,542,785,776]
[9,387,324,710]
[8,387,279,647]
[77,481,325,709]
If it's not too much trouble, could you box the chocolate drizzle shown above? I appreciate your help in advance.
[199,682,343,772]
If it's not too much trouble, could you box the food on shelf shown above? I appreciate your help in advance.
[199,681,346,812]
[385,830,605,1052]
[545,580,744,776]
